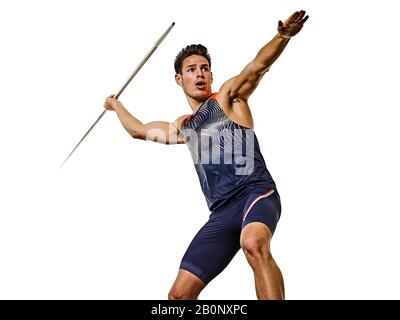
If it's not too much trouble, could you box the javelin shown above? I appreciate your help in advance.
[59,22,175,169]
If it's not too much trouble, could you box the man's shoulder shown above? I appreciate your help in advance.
[174,114,193,131]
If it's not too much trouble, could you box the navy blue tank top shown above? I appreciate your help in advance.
[180,93,277,212]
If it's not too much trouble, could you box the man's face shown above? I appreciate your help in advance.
[175,54,212,102]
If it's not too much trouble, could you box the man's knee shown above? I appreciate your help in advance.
[241,235,272,262]
[168,288,185,300]
[241,222,273,262]
[168,270,206,300]
[168,289,182,300]
[168,286,200,300]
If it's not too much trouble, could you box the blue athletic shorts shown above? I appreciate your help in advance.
[179,184,281,284]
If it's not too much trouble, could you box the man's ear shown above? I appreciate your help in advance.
[175,73,183,86]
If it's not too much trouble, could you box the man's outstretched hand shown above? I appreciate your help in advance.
[278,10,309,38]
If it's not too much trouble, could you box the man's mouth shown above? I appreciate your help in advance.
[195,81,206,89]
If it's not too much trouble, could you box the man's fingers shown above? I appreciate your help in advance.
[286,10,307,24]
[104,95,114,109]
[287,11,299,23]
[294,10,306,23]
[301,15,309,24]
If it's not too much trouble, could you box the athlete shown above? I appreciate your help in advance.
[104,10,309,300]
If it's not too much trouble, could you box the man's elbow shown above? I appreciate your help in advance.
[131,132,145,140]
[252,60,270,76]
[128,126,145,140]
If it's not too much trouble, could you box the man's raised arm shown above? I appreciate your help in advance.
[221,10,309,101]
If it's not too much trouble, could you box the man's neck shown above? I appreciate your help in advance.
[186,94,211,114]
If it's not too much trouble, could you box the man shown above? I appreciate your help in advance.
[104,10,308,300]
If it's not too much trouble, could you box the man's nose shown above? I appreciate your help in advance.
[195,68,205,77]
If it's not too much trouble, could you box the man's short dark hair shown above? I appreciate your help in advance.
[174,44,211,74]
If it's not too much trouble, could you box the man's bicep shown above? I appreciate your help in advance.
[139,121,183,144]
[223,61,269,100]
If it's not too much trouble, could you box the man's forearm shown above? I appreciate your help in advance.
[113,104,143,137]
[253,33,290,72]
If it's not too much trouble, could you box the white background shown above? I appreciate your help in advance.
[1,0,399,299]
